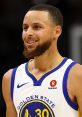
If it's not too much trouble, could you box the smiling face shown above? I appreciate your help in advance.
[22,10,61,58]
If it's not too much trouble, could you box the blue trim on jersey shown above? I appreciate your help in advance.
[25,57,68,86]
[11,67,17,100]
[63,61,78,110]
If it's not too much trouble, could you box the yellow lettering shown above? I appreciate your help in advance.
[24,109,29,117]
[42,109,49,117]
[35,109,41,117]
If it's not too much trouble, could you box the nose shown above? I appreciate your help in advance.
[22,27,34,41]
[25,27,33,36]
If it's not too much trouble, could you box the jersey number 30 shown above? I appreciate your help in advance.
[24,108,49,117]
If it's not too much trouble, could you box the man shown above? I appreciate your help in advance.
[2,4,82,117]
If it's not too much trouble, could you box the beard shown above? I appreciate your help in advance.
[23,40,52,59]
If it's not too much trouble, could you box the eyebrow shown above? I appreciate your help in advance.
[23,22,43,27]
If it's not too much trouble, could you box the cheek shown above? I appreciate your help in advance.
[40,32,51,42]
[39,30,48,38]
[22,31,26,40]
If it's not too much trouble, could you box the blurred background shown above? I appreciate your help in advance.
[0,0,82,116]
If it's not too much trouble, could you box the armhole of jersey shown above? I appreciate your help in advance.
[78,109,81,117]
[11,67,18,101]
[63,61,78,110]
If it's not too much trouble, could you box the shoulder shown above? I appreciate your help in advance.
[2,68,14,109]
[69,63,82,114]
[73,63,82,85]
[2,69,17,116]
[69,63,82,80]
[2,69,13,87]
[2,69,13,98]
[68,63,82,96]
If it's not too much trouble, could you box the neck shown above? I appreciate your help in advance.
[33,42,63,72]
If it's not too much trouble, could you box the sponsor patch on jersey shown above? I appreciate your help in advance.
[19,99,55,117]
[48,80,57,89]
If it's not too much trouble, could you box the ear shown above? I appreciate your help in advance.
[53,25,62,39]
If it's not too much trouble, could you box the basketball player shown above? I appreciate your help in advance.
[2,4,82,117]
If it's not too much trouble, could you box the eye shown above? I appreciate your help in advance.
[23,25,28,31]
[33,24,42,30]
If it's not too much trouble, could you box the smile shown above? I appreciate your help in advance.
[24,40,38,49]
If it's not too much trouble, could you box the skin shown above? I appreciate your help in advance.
[2,10,82,117]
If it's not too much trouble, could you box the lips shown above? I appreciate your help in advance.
[27,39,35,44]
[24,38,38,48]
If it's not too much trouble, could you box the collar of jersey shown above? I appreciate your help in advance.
[25,57,68,86]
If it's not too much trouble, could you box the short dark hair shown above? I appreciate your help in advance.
[29,4,63,27]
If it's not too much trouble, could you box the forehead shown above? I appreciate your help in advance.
[23,11,52,25]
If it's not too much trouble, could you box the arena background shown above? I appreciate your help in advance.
[0,0,82,116]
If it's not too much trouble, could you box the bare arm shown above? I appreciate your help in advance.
[69,64,82,117]
[2,69,17,117]
[75,65,82,117]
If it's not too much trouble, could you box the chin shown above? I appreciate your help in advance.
[23,49,35,59]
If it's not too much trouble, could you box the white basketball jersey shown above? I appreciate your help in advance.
[11,57,79,117]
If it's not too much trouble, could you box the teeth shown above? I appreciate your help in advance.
[27,40,35,44]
